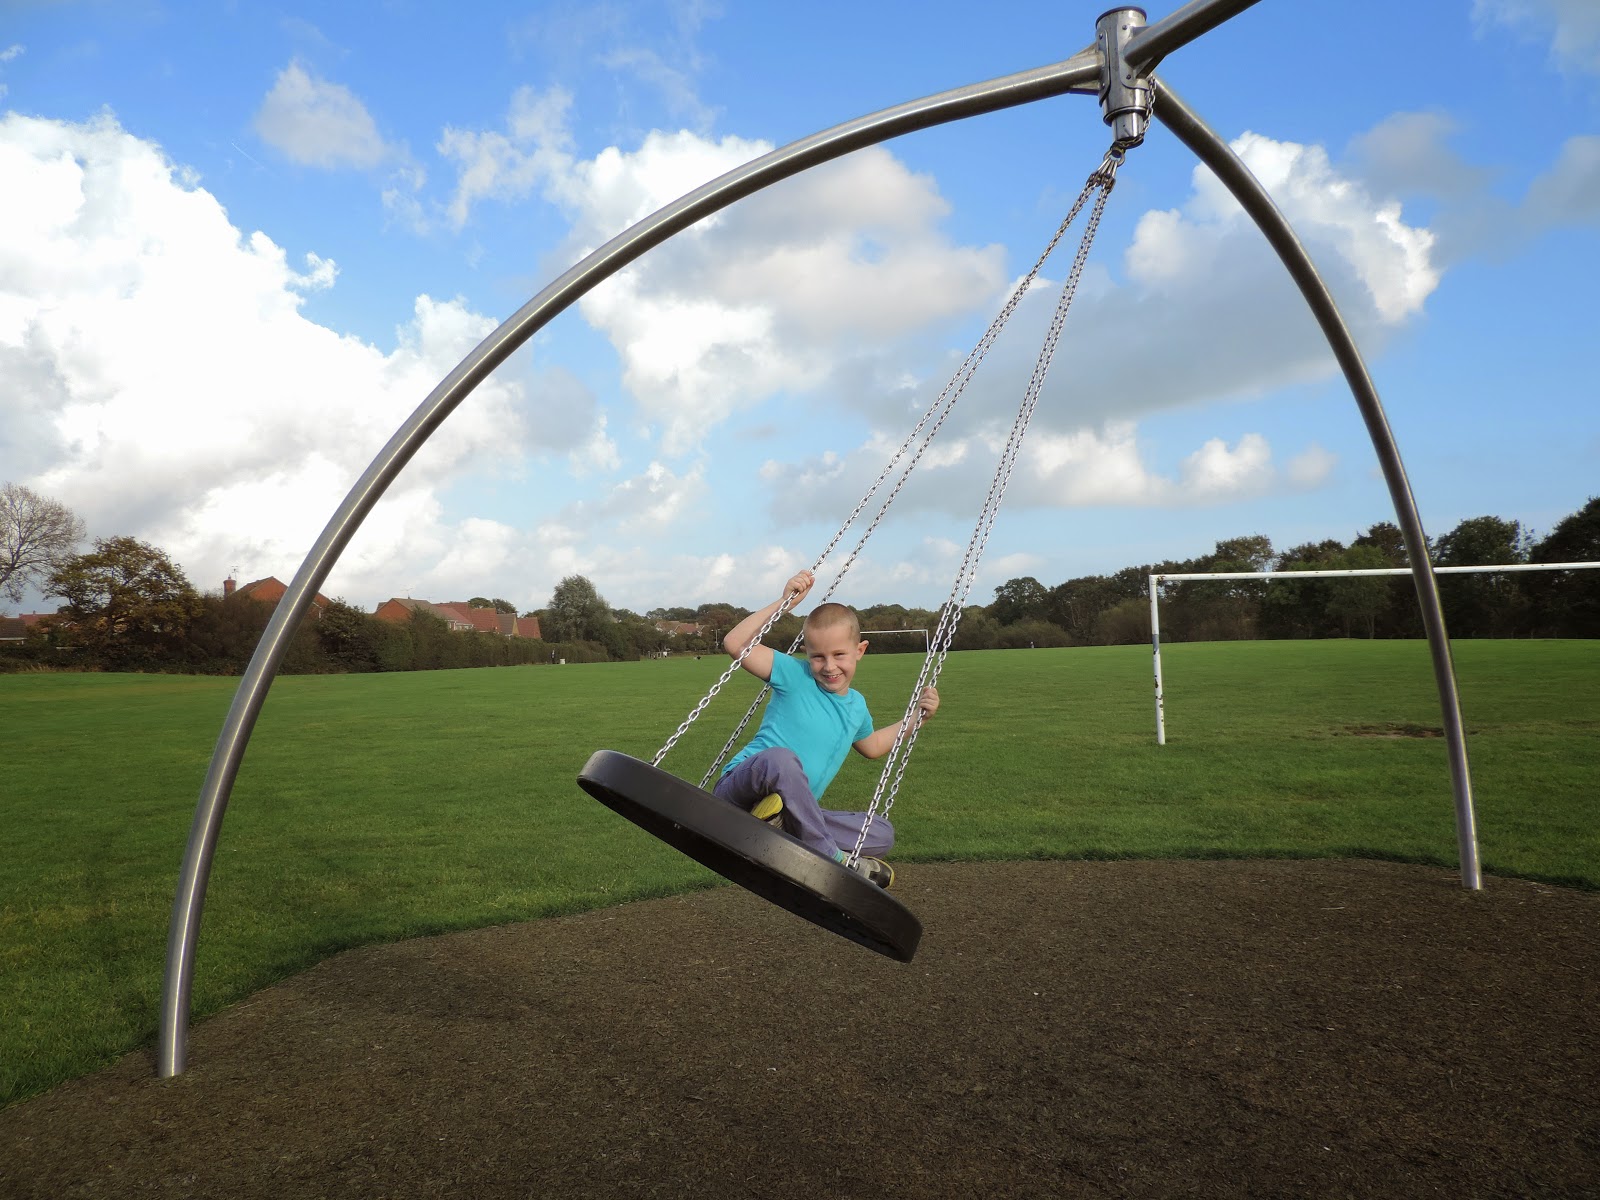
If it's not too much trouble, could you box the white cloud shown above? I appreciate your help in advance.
[1345,112,1493,202]
[1285,443,1338,488]
[1475,0,1600,73]
[0,110,614,610]
[254,61,392,169]
[569,137,1006,454]
[438,94,1008,455]
[1523,134,1600,226]
[762,419,1332,526]
[438,85,575,229]
[1176,132,1439,324]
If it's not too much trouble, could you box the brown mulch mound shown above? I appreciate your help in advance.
[3,859,1597,1199]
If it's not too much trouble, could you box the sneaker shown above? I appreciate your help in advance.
[846,855,895,891]
[750,794,784,829]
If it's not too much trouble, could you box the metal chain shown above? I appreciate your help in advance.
[692,181,1113,783]
[652,587,801,769]
[655,169,1110,777]
[656,139,1131,818]
[847,151,1122,864]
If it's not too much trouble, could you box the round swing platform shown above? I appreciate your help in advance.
[577,750,922,963]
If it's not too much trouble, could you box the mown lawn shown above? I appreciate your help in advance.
[3,639,1595,1106]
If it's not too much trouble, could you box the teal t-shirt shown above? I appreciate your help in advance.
[723,652,874,799]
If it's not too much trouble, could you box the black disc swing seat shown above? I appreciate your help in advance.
[578,147,1126,969]
[578,749,923,962]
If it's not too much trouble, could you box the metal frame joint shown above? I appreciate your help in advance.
[1097,7,1155,148]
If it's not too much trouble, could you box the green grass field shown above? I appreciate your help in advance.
[3,639,1596,1107]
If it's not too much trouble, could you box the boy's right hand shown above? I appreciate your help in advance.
[784,569,815,607]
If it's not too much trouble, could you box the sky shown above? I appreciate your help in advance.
[2,0,1597,618]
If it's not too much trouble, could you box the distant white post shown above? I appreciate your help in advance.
[1150,574,1168,745]
[861,627,932,655]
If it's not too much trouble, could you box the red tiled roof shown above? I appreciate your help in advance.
[235,577,332,611]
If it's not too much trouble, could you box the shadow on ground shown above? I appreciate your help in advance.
[3,859,1597,1199]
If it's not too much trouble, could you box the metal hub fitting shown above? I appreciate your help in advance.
[1097,7,1154,148]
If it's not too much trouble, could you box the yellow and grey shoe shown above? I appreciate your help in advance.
[848,855,895,891]
[750,794,784,829]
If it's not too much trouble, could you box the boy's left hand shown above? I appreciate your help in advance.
[917,686,940,720]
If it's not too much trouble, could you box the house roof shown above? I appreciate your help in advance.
[235,576,333,609]
[441,603,509,634]
[380,597,473,626]
[0,617,26,641]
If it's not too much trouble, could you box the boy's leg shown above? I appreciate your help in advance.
[713,748,837,859]
[820,809,895,858]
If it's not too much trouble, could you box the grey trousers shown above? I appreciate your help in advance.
[714,747,895,860]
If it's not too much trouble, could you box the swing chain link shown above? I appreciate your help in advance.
[657,131,1137,854]
[652,587,801,771]
[658,169,1112,781]
[847,141,1127,865]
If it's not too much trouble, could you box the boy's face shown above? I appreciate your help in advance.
[803,621,868,695]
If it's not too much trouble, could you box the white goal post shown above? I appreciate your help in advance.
[861,627,931,654]
[1148,561,1600,745]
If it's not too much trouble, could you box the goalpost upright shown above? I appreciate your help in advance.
[861,627,932,655]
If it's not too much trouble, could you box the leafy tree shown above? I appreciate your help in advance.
[990,576,1048,626]
[46,536,203,667]
[1212,534,1274,572]
[1435,515,1529,567]
[544,575,614,644]
[1525,497,1600,637]
[949,606,999,651]
[1046,575,1125,643]
[2,483,86,605]
[1094,597,1152,645]
[647,606,697,622]
[1324,544,1393,638]
[695,603,744,646]
[1434,515,1530,637]
[1163,536,1275,642]
[186,591,274,672]
[1353,521,1409,565]
[1258,539,1345,639]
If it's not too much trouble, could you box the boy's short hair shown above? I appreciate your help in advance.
[803,602,861,642]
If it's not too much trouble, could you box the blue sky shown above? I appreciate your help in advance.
[2,0,1597,617]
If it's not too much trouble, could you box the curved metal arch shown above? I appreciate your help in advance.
[159,11,1480,1079]
[157,49,1105,1078]
[1152,79,1480,891]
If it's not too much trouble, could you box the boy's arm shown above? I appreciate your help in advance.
[853,686,940,759]
[723,569,814,682]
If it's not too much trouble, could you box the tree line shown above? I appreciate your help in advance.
[4,482,1596,676]
[979,503,1600,648]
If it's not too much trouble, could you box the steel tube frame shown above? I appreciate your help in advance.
[156,51,1105,1078]
[1124,0,1268,72]
[158,6,1483,1078]
[1152,78,1481,890]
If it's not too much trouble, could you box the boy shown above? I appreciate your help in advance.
[715,568,939,890]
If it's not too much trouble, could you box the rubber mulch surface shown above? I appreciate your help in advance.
[3,859,1597,1199]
